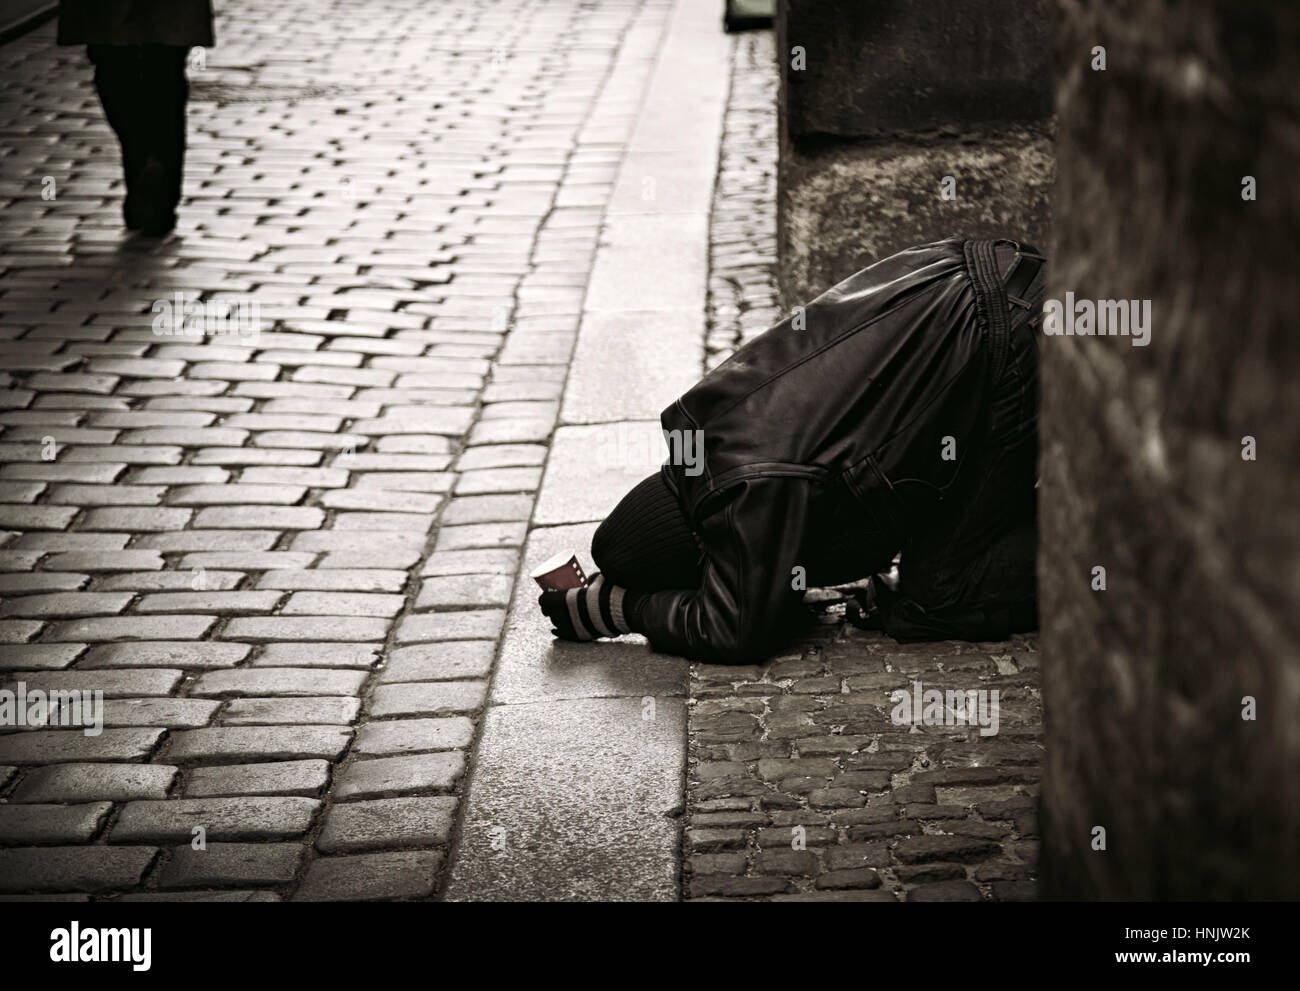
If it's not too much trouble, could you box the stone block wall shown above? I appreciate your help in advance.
[1038,0,1300,899]
[775,0,1055,306]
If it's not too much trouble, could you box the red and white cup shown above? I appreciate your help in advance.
[529,551,588,591]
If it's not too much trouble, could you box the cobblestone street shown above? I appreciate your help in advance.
[0,0,1042,901]
[0,0,674,901]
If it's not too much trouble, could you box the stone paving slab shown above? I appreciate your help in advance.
[532,422,663,525]
[0,846,159,894]
[628,0,729,157]
[559,315,700,425]
[442,0,724,901]
[606,151,719,217]
[582,214,711,316]
[293,849,443,902]
[444,696,685,901]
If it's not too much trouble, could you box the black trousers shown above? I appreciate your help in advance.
[873,303,1040,642]
[87,44,190,223]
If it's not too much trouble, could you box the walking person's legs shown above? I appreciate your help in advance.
[87,43,190,234]
[87,44,148,228]
[137,44,191,233]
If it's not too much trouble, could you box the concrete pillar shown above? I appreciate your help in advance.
[1039,0,1300,899]
[775,0,1055,307]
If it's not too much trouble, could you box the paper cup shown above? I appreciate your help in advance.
[530,551,588,591]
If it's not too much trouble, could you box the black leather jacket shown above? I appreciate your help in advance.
[634,237,1035,663]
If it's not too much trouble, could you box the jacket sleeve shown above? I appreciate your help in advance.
[631,475,815,664]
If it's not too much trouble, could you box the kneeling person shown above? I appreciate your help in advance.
[539,237,1045,664]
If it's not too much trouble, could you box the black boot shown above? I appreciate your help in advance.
[134,158,176,236]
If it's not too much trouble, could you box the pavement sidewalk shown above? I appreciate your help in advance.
[444,0,727,901]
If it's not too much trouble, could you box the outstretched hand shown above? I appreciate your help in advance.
[537,573,635,642]
[538,587,591,641]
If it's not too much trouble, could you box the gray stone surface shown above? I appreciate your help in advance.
[316,796,458,853]
[112,797,321,843]
[0,846,159,893]
[0,644,84,670]
[0,728,164,764]
[414,574,513,611]
[395,610,505,644]
[81,642,250,669]
[445,697,685,901]
[0,803,112,844]
[333,753,465,800]
[101,698,220,728]
[221,696,360,726]
[160,843,303,888]
[774,0,1053,307]
[191,668,367,698]
[584,214,709,316]
[704,30,781,369]
[117,890,281,903]
[627,0,729,159]
[777,131,1053,308]
[532,425,664,526]
[183,760,331,799]
[11,763,178,803]
[560,314,700,425]
[377,642,497,683]
[0,894,92,903]
[294,850,443,901]
[440,0,727,901]
[0,667,183,697]
[352,717,474,756]
[606,150,718,218]
[368,681,486,718]
[251,643,381,669]
[165,726,352,764]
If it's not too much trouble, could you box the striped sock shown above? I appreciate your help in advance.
[561,574,634,641]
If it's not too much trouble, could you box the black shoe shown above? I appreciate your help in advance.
[123,158,162,231]
[133,159,177,237]
[138,209,177,237]
[123,196,145,231]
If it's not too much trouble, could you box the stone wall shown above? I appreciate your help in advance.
[1038,0,1300,899]
[775,0,1055,306]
